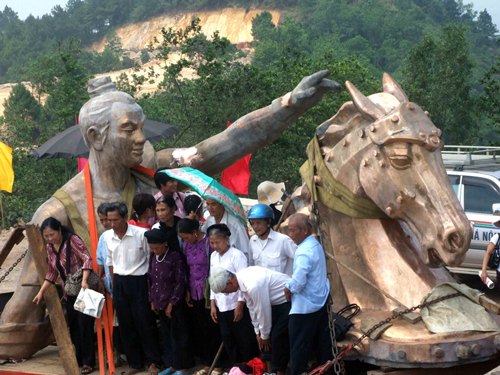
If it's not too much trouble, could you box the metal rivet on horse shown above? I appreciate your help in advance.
[370,125,376,132]
[456,344,471,359]
[391,115,399,123]
[431,346,445,359]
[358,129,365,138]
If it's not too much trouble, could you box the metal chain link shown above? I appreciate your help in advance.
[308,291,463,375]
[0,248,28,283]
[326,298,344,375]
[351,291,462,348]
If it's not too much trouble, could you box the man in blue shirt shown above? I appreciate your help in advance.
[284,213,332,375]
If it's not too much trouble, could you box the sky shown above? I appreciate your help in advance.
[1,0,500,29]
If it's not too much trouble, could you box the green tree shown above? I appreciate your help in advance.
[2,84,43,147]
[402,25,476,144]
[478,55,500,144]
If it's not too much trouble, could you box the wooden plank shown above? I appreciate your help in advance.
[0,225,25,268]
[26,224,80,375]
[479,295,500,315]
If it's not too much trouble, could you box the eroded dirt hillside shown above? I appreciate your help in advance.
[0,8,281,117]
[90,8,281,52]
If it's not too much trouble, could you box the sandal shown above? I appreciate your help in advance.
[81,365,94,374]
[193,368,209,375]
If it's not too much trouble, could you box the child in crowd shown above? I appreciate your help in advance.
[129,193,156,229]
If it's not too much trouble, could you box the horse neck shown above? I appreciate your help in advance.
[319,206,453,312]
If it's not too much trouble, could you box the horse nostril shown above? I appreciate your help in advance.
[444,229,464,252]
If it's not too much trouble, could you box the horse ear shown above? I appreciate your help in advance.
[346,81,385,121]
[382,73,408,103]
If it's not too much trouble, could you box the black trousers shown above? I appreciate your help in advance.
[188,299,223,366]
[158,301,194,369]
[217,306,259,363]
[288,303,333,375]
[65,295,96,368]
[114,274,162,369]
[270,302,291,372]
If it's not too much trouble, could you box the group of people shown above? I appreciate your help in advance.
[32,171,333,375]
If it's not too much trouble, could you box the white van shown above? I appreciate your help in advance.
[445,169,500,276]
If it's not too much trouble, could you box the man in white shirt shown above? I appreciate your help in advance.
[208,224,258,364]
[210,266,291,375]
[248,204,296,275]
[202,198,250,256]
[104,201,162,375]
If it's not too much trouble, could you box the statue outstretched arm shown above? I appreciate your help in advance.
[155,70,341,174]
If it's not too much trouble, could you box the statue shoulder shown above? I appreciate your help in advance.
[30,172,85,226]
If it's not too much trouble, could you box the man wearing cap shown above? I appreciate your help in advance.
[210,266,291,375]
[248,204,296,276]
[480,204,500,286]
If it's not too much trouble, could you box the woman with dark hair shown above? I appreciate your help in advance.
[33,217,96,374]
[145,228,193,374]
[183,195,204,222]
[207,223,258,364]
[153,195,181,252]
[154,170,186,218]
[177,219,222,374]
[130,193,156,229]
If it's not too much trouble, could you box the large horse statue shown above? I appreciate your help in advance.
[289,73,500,367]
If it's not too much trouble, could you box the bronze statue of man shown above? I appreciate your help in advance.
[0,71,340,359]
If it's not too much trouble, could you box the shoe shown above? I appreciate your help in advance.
[211,369,224,375]
[148,363,160,375]
[81,365,94,374]
[121,368,142,375]
[193,368,209,375]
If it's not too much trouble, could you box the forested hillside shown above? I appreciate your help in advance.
[0,0,499,227]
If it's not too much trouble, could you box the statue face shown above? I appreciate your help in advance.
[105,102,146,167]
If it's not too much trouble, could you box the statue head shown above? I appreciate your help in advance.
[79,77,146,167]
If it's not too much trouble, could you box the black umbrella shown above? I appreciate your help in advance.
[32,119,177,159]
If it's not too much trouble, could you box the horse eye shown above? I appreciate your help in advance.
[388,155,412,170]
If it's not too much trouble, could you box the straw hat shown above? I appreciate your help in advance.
[493,203,500,227]
[257,181,286,205]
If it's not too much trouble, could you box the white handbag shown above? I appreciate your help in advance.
[73,288,105,318]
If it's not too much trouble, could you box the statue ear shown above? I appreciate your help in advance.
[86,126,108,151]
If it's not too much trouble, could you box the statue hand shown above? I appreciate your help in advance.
[289,70,342,110]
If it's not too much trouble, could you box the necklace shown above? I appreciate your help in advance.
[156,251,168,262]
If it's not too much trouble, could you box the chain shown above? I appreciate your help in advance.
[308,291,462,375]
[0,248,28,283]
[350,291,462,348]
[326,298,344,375]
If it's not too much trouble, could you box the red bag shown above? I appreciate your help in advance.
[246,357,266,375]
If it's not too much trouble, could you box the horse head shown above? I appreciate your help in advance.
[317,73,472,267]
